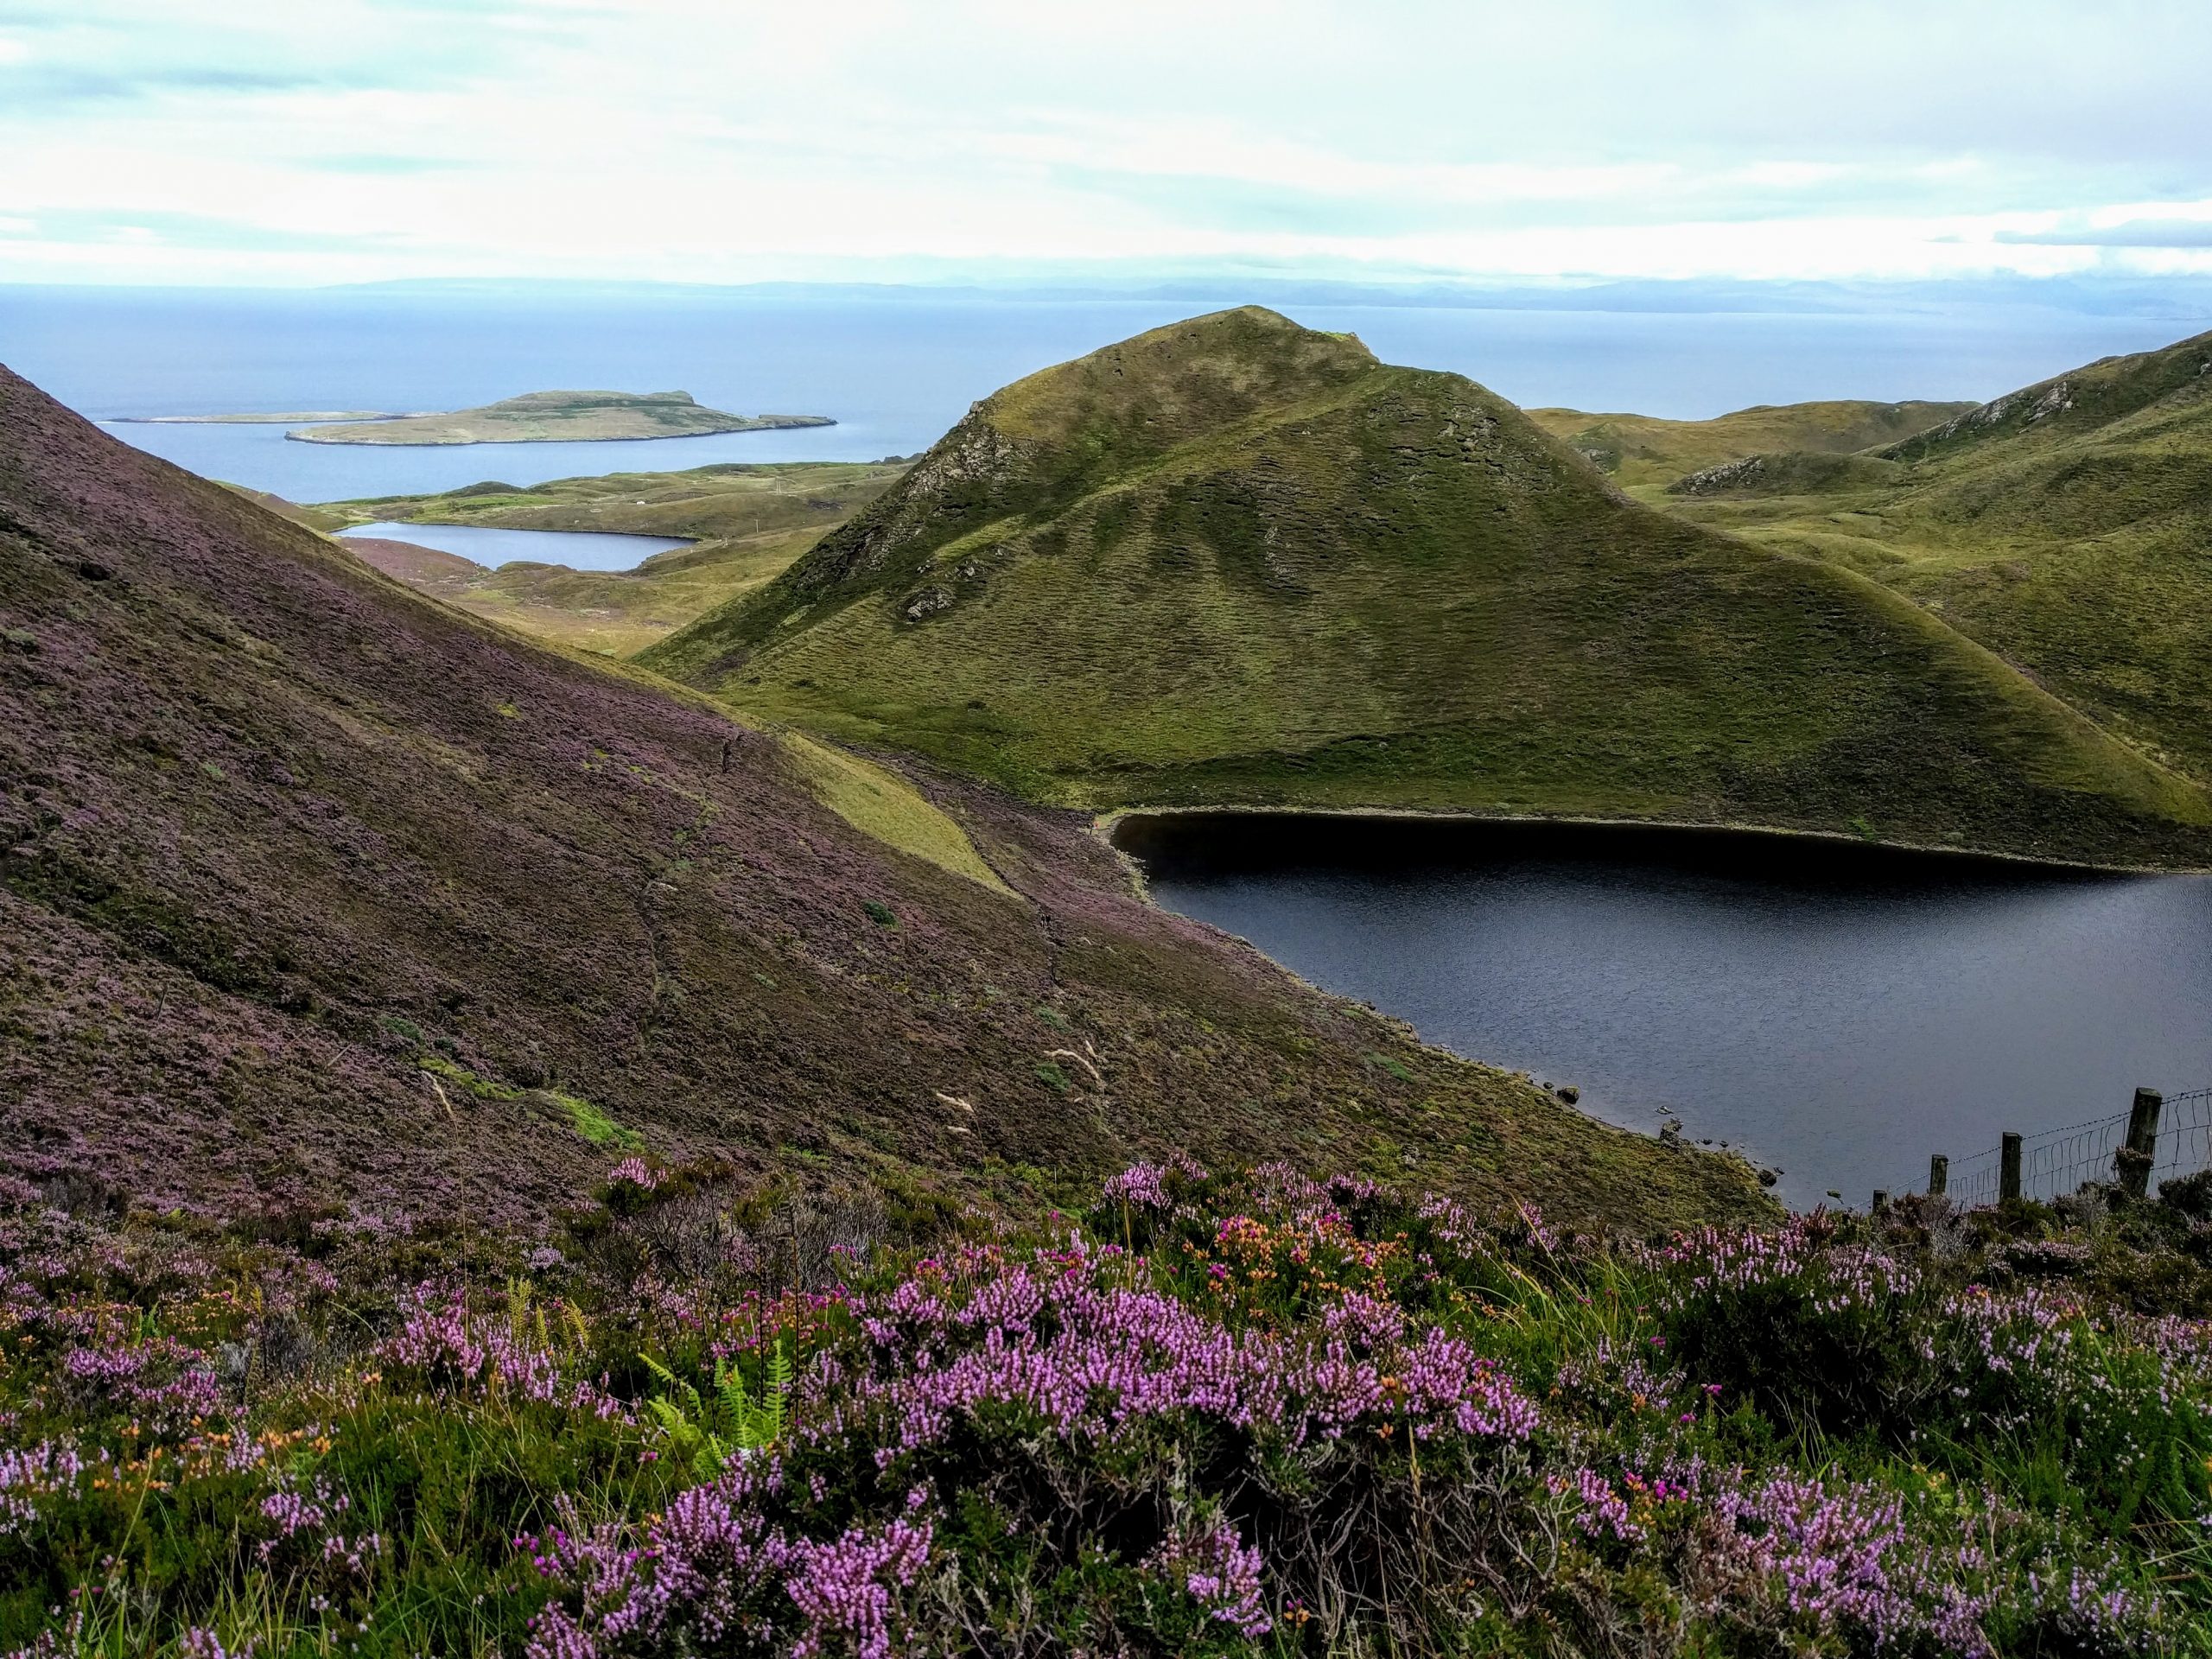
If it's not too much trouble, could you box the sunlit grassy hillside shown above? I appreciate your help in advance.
[1663,327,2212,788]
[1527,397,1973,488]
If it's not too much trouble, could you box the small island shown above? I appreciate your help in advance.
[283,389,834,446]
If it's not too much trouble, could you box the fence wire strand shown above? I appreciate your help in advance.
[1887,1087,2212,1210]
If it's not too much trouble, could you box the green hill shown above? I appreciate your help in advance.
[1529,398,1972,488]
[641,307,2211,868]
[1662,327,2212,786]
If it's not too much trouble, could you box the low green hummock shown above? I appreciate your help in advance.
[289,389,833,445]
[1528,397,1976,488]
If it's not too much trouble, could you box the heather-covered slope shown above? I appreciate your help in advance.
[0,362,1767,1232]
[1665,327,2212,786]
[645,308,2211,868]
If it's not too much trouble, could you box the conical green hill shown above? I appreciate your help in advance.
[642,308,2211,868]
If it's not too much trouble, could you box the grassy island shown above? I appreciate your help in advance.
[288,389,832,445]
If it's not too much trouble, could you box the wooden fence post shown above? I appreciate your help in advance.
[1928,1154,1948,1198]
[1999,1133,2023,1203]
[2118,1088,2163,1200]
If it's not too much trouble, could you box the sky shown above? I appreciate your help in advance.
[4,0,2212,291]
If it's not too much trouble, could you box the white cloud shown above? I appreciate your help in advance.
[4,1,2212,288]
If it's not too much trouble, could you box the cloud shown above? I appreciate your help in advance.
[1997,219,2212,249]
[298,153,472,175]
[7,1,2212,288]
[4,64,334,106]
[16,207,429,256]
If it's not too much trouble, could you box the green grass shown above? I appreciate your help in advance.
[1527,397,1974,487]
[1660,326,2212,791]
[550,1089,643,1150]
[420,1056,640,1149]
[312,459,907,656]
[643,308,2212,868]
[777,729,1014,894]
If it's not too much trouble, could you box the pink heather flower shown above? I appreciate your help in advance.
[783,1516,932,1659]
[379,1286,626,1418]
[0,1439,92,1538]
[523,1470,931,1659]
[1101,1152,1208,1213]
[1147,1514,1272,1637]
[844,1239,1540,1454]
[1552,1466,1643,1542]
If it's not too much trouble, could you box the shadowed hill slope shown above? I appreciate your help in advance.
[0,361,1769,1231]
[1663,327,2212,787]
[643,308,2210,868]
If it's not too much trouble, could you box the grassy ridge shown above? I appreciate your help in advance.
[646,308,2211,868]
[1529,397,1973,487]
[1663,327,2212,788]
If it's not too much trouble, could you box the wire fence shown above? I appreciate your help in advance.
[1884,1086,2212,1210]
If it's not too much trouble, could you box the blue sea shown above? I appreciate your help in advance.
[1,283,2201,504]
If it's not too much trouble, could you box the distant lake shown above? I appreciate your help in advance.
[3,285,2200,501]
[339,521,693,573]
[1117,813,2212,1211]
